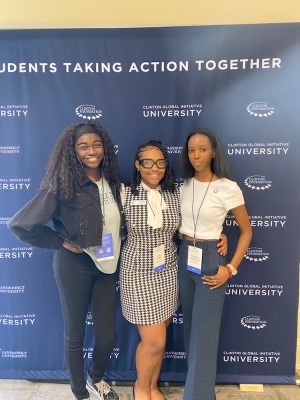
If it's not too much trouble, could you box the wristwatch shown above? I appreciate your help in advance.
[226,263,238,277]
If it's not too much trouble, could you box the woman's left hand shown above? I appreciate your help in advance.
[202,266,230,290]
[217,233,227,256]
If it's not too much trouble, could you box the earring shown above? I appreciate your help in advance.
[212,155,215,159]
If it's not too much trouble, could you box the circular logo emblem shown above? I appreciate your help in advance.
[241,315,267,330]
[75,104,102,120]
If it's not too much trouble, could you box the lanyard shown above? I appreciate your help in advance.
[100,178,105,225]
[192,173,214,246]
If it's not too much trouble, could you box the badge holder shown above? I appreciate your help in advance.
[96,233,114,261]
[187,240,202,275]
[153,244,166,272]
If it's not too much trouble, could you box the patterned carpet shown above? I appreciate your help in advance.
[0,379,299,400]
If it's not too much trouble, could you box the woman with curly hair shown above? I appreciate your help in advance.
[120,140,227,400]
[8,122,124,400]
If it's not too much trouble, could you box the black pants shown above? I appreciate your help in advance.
[53,248,116,400]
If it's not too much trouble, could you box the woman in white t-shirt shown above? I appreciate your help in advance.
[178,128,252,400]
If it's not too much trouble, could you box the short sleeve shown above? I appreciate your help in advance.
[224,181,245,212]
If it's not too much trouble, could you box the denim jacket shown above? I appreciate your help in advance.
[8,177,125,250]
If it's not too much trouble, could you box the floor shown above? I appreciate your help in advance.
[0,379,299,400]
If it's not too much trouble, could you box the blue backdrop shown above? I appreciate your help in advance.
[0,23,299,384]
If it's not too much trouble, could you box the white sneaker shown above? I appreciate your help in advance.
[86,375,119,400]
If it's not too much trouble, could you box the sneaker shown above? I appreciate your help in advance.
[86,375,119,400]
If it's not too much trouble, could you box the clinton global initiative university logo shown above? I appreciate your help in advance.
[164,351,186,360]
[75,104,102,120]
[0,247,33,259]
[172,312,183,324]
[167,146,183,154]
[0,217,10,225]
[1,350,28,359]
[0,314,36,326]
[226,284,283,297]
[244,175,272,191]
[249,215,286,228]
[226,214,286,228]
[246,102,275,117]
[241,315,267,330]
[0,146,20,155]
[244,247,269,262]
[83,347,93,358]
[227,142,289,156]
[223,350,280,363]
[0,104,28,117]
[83,347,120,359]
[143,103,202,118]
[0,178,30,190]
[110,347,120,359]
[0,285,25,294]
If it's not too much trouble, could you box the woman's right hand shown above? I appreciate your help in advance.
[62,240,83,253]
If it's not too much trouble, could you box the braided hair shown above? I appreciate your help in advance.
[129,139,176,195]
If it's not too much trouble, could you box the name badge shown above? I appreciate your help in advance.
[153,244,166,273]
[96,233,114,261]
[131,200,147,206]
[187,246,202,274]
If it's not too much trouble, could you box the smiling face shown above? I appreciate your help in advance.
[75,133,104,171]
[187,133,215,176]
[135,146,166,189]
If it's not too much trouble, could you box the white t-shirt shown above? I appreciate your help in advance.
[179,177,244,240]
[84,178,121,274]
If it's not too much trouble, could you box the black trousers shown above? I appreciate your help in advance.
[53,248,116,400]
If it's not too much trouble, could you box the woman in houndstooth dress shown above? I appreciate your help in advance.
[120,140,180,400]
[120,183,180,325]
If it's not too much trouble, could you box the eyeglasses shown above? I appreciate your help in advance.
[138,159,167,169]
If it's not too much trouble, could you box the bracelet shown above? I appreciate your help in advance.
[226,263,238,276]
[225,265,232,278]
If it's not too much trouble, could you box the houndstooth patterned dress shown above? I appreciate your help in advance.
[120,184,180,325]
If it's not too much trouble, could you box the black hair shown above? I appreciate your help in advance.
[129,140,176,194]
[179,128,231,180]
[41,121,121,200]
